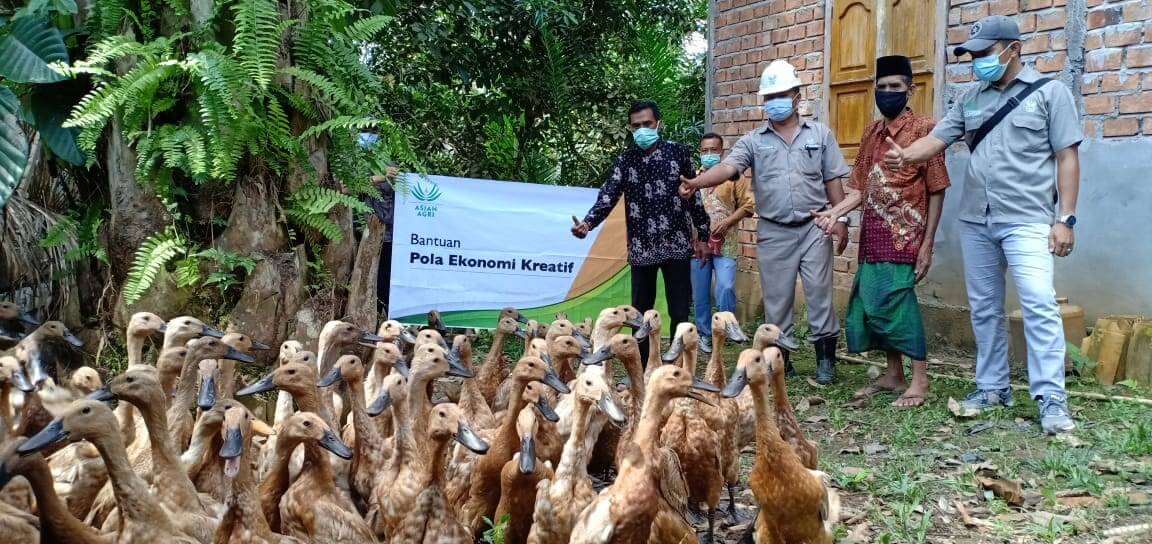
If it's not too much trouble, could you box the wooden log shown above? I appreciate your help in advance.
[1126,321,1152,387]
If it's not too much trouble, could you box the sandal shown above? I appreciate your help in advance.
[852,383,907,400]
[891,394,926,408]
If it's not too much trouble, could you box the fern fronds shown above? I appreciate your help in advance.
[232,0,281,89]
[285,184,370,241]
[298,115,377,141]
[122,230,188,305]
[279,67,359,112]
[342,15,394,43]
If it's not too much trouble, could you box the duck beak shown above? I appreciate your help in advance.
[572,330,591,349]
[514,312,529,324]
[11,368,35,393]
[202,325,225,339]
[319,428,353,459]
[392,359,411,378]
[662,336,684,362]
[18,418,69,454]
[721,367,748,399]
[399,330,417,345]
[446,356,474,379]
[250,340,272,351]
[725,321,748,344]
[366,390,393,416]
[541,366,570,394]
[318,366,343,388]
[63,331,84,348]
[0,460,10,488]
[219,427,244,459]
[252,419,275,436]
[223,346,255,363]
[361,331,385,344]
[624,315,645,329]
[454,421,489,454]
[513,329,529,340]
[27,359,49,388]
[197,376,217,410]
[632,319,651,340]
[235,371,275,397]
[687,377,720,406]
[581,345,613,366]
[518,440,536,474]
[17,312,40,327]
[156,322,168,334]
[536,396,560,423]
[86,384,114,402]
[597,392,627,426]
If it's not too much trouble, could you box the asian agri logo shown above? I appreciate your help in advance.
[411,178,441,218]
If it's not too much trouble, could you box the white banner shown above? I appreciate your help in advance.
[389,174,667,328]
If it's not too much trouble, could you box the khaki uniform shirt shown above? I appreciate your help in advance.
[930,65,1082,224]
[721,120,852,224]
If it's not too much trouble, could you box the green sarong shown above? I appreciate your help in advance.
[845,261,927,361]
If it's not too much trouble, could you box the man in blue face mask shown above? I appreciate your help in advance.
[573,100,711,361]
[884,15,1083,435]
[680,60,852,384]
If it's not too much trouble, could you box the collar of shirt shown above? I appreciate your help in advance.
[881,108,914,139]
[759,117,812,136]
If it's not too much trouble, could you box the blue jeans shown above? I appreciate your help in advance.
[691,256,737,337]
[960,220,1065,399]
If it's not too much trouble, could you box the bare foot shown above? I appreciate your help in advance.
[892,379,928,408]
[852,373,908,400]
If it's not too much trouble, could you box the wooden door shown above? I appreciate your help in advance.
[828,0,937,160]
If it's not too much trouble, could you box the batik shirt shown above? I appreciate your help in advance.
[583,141,711,266]
[848,109,951,263]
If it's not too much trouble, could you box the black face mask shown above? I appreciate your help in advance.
[875,90,909,119]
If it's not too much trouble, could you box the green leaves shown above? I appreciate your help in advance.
[31,81,86,165]
[0,16,68,83]
[122,229,190,305]
[0,86,29,210]
[285,184,371,242]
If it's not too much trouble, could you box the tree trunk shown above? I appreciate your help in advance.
[227,246,307,364]
[345,214,383,330]
[106,117,171,283]
[216,175,289,256]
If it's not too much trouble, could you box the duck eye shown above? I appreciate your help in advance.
[585,380,592,386]
[303,421,311,427]
[82,406,91,414]
[288,369,296,375]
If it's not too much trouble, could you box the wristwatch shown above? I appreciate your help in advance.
[1058,214,1077,228]
[836,216,850,227]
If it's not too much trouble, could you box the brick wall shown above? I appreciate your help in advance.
[711,0,1152,318]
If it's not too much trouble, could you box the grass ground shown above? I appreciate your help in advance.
[721,341,1152,544]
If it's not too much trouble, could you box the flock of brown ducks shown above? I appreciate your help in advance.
[0,301,839,543]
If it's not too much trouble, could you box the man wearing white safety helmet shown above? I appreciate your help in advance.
[681,60,851,383]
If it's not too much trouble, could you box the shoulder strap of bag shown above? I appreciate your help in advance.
[970,77,1053,151]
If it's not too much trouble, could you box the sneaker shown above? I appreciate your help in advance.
[1038,395,1076,435]
[699,335,713,354]
[960,388,1014,412]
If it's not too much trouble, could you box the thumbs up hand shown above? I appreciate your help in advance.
[883,137,907,171]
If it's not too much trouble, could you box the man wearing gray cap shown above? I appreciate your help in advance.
[885,15,1082,434]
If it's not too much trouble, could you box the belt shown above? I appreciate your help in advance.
[762,216,815,227]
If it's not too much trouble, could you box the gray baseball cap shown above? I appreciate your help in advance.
[955,15,1021,56]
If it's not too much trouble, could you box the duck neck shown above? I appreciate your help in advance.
[459,368,492,429]
[681,347,700,376]
[554,398,592,481]
[136,393,184,476]
[288,384,332,429]
[635,390,673,461]
[0,382,12,436]
[646,331,661,368]
[21,457,103,543]
[260,438,297,528]
[126,332,146,367]
[390,394,414,468]
[346,375,380,457]
[500,379,531,445]
[301,440,337,491]
[750,379,787,458]
[228,440,274,538]
[770,369,791,416]
[705,333,727,388]
[407,369,438,456]
[426,433,452,487]
[219,360,236,399]
[173,353,202,412]
[621,353,645,411]
[93,428,172,528]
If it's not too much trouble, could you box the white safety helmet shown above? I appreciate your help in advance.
[757,60,802,96]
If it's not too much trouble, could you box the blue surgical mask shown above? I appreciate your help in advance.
[632,127,660,150]
[973,46,1012,82]
[763,97,795,122]
[700,153,721,168]
[357,132,379,149]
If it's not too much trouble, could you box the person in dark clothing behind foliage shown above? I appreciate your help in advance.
[359,130,398,317]
[571,100,712,361]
